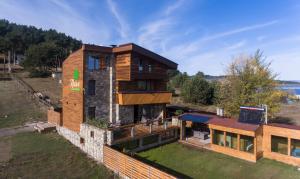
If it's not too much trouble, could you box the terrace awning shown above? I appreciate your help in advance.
[179,113,211,123]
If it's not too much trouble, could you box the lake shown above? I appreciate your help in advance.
[280,85,300,95]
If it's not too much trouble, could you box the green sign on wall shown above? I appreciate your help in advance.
[70,69,80,92]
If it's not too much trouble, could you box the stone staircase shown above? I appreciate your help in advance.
[34,122,56,133]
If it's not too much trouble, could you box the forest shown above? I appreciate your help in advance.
[0,19,82,76]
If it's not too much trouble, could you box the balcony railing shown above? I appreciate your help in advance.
[117,91,172,105]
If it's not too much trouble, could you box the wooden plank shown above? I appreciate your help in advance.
[118,92,172,105]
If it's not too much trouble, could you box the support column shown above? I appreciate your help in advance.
[288,138,291,156]
[224,131,227,147]
[210,128,213,144]
[237,134,240,151]
[180,120,186,140]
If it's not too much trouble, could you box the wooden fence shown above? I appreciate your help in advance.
[103,146,177,179]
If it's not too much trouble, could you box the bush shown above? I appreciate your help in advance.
[86,118,108,129]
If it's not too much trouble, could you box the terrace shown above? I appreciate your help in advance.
[107,119,179,149]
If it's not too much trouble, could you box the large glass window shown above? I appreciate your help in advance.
[88,80,95,95]
[87,55,99,70]
[240,135,254,153]
[226,132,238,149]
[212,130,224,146]
[271,135,288,155]
[291,139,300,157]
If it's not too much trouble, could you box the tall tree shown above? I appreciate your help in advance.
[217,50,283,117]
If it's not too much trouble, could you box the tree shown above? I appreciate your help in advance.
[181,75,214,105]
[170,72,189,88]
[217,50,283,117]
[23,42,61,75]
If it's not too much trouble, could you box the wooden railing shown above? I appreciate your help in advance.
[117,91,172,105]
[103,146,177,179]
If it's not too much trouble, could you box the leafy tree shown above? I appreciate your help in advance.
[170,72,189,88]
[217,50,283,117]
[181,75,214,105]
[23,42,62,75]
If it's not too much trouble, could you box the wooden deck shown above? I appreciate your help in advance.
[179,137,212,150]
[110,122,179,144]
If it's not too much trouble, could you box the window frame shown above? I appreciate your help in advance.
[87,80,96,96]
[271,135,288,155]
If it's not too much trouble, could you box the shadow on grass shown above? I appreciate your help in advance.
[134,154,192,179]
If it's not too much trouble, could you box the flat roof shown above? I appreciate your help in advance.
[209,118,260,132]
[267,123,300,130]
[81,43,178,69]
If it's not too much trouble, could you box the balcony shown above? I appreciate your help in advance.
[117,91,172,105]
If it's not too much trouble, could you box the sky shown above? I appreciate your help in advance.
[0,0,299,80]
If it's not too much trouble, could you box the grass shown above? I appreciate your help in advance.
[137,142,300,179]
[0,132,115,178]
[19,72,62,106]
[0,80,46,128]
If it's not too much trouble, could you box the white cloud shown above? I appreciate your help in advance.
[106,0,129,39]
[164,0,184,15]
[202,20,279,42]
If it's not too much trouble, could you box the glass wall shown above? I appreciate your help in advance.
[212,130,224,146]
[271,135,288,155]
[291,139,300,157]
[226,132,238,149]
[240,135,254,153]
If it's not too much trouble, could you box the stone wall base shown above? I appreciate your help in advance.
[56,124,107,163]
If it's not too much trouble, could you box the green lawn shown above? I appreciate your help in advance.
[0,80,46,128]
[0,132,115,178]
[137,143,300,179]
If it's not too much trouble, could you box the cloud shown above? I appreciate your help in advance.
[106,0,129,39]
[226,40,247,50]
[201,20,279,41]
[164,0,184,15]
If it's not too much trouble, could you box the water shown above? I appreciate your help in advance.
[280,85,300,95]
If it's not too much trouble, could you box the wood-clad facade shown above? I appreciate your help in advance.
[61,43,177,134]
[62,49,85,132]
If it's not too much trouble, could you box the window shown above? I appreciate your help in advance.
[90,131,94,138]
[137,80,154,91]
[148,64,152,72]
[88,80,95,95]
[226,132,238,149]
[87,55,99,70]
[240,135,254,153]
[80,137,85,145]
[212,130,224,146]
[88,107,96,119]
[271,135,288,155]
[138,58,143,72]
[137,81,147,91]
[291,139,300,157]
